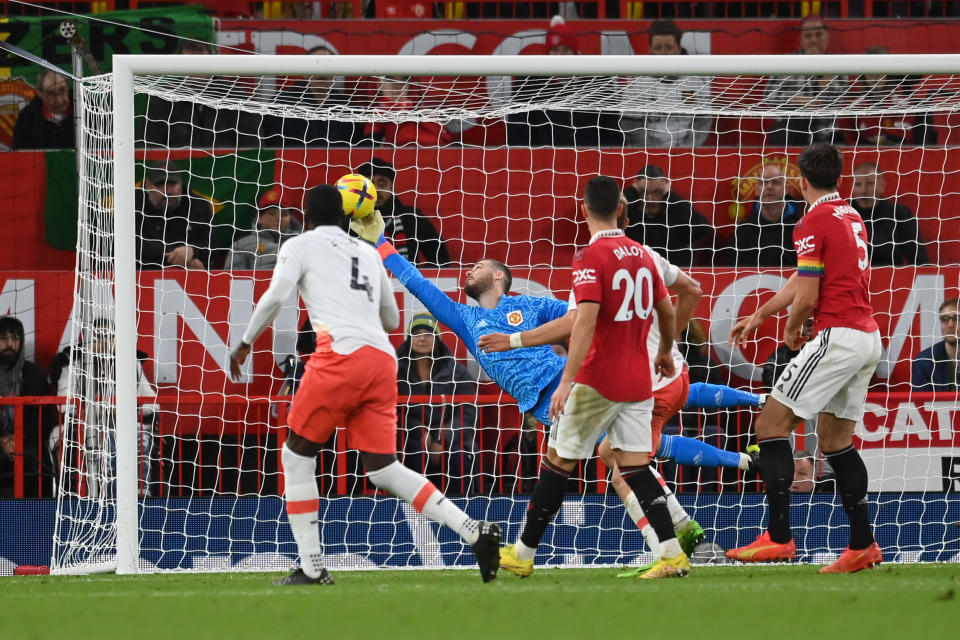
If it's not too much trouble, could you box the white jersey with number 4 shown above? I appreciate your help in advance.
[243,226,398,360]
[567,244,684,391]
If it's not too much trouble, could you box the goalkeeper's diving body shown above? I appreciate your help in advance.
[351,210,762,566]
[229,185,501,586]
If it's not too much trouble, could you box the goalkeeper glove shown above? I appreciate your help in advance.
[349,210,386,247]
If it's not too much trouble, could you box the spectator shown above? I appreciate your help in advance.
[765,15,846,146]
[365,75,454,147]
[136,161,215,269]
[846,47,938,147]
[13,68,74,150]
[732,161,805,268]
[620,20,712,149]
[791,452,815,493]
[850,161,929,266]
[141,41,261,149]
[761,318,815,392]
[396,313,477,494]
[53,317,158,497]
[912,298,960,392]
[226,187,303,270]
[0,315,53,498]
[262,44,359,147]
[506,16,623,148]
[622,164,711,267]
[355,158,451,267]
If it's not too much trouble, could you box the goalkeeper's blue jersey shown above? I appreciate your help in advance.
[383,248,567,413]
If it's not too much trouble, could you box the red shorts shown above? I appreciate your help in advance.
[651,368,689,450]
[287,346,398,454]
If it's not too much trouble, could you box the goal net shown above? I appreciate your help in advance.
[53,54,960,574]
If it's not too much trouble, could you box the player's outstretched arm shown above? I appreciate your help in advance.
[729,273,800,348]
[550,302,599,422]
[477,310,575,352]
[353,212,472,345]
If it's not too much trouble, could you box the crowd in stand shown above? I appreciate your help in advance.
[9,15,950,152]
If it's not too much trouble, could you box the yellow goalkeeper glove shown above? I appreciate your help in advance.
[349,210,386,246]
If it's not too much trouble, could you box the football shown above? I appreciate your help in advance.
[335,173,378,219]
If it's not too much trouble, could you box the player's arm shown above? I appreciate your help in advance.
[653,295,677,379]
[478,310,575,352]
[229,243,301,380]
[549,302,599,422]
[784,275,819,349]
[729,273,800,348]
[378,264,400,332]
[352,211,472,344]
[669,269,701,339]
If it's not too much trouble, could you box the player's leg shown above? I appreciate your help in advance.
[725,394,801,562]
[658,372,757,472]
[607,400,689,579]
[501,383,611,577]
[278,430,335,585]
[350,348,500,582]
[817,331,883,573]
[275,356,345,585]
[686,382,765,409]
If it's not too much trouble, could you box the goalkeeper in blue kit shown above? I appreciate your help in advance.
[350,211,761,562]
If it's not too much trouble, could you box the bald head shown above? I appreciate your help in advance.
[851,162,885,208]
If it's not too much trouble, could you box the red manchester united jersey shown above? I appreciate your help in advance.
[793,192,879,334]
[571,230,670,402]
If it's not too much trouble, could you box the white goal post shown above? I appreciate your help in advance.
[53,53,960,575]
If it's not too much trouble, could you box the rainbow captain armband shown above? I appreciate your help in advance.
[797,257,825,277]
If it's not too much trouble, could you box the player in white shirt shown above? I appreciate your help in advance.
[229,185,501,585]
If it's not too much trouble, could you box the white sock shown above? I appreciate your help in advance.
[281,444,324,578]
[738,452,752,471]
[514,540,536,562]
[367,461,479,544]
[660,537,684,559]
[623,490,660,556]
[650,467,690,530]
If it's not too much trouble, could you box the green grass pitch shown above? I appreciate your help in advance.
[2,565,957,640]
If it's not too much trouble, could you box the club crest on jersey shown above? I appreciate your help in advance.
[506,310,523,327]
[795,235,815,254]
[572,268,598,285]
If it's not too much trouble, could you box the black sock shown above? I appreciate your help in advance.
[759,438,794,544]
[621,465,676,544]
[519,459,571,549]
[823,445,875,550]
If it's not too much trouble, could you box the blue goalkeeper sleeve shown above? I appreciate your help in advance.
[657,434,746,470]
[685,382,763,409]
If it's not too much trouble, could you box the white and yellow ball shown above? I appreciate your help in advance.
[335,173,377,219]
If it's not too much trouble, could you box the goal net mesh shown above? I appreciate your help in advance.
[52,63,960,573]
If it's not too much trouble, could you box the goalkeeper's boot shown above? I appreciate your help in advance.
[472,521,502,583]
[616,559,657,578]
[638,552,691,580]
[745,444,761,475]
[677,519,706,557]
[273,567,335,586]
[726,531,796,563]
[499,544,534,578]
[819,542,883,574]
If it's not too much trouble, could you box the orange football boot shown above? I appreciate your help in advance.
[726,531,797,562]
[819,542,883,574]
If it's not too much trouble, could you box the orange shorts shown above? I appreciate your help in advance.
[287,346,398,454]
[651,368,690,451]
